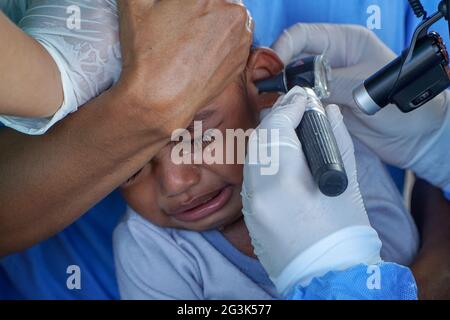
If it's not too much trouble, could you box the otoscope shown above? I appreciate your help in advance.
[256,55,348,197]
[354,0,450,115]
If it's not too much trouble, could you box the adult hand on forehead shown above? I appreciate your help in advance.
[118,0,253,136]
[273,23,450,190]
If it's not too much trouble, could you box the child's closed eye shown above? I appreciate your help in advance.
[125,169,144,185]
[124,165,152,186]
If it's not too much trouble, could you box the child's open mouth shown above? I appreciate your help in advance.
[172,186,233,223]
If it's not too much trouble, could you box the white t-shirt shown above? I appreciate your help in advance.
[113,137,419,300]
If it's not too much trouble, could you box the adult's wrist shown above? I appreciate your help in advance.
[273,226,382,295]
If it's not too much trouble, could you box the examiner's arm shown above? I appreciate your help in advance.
[0,0,252,257]
[0,11,63,118]
[273,23,450,193]
[242,88,418,300]
[0,84,167,256]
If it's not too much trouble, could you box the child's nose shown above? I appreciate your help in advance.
[158,161,201,198]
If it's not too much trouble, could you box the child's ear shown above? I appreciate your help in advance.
[246,48,285,110]
[248,48,285,82]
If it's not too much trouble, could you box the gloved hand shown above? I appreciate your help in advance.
[242,87,382,295]
[273,23,450,191]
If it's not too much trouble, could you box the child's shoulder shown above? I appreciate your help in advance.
[114,208,200,251]
[113,207,214,269]
[113,208,207,299]
[115,208,172,240]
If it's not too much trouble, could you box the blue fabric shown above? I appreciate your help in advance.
[287,263,418,300]
[1,0,441,300]
[0,191,126,300]
[445,191,450,201]
[245,0,449,54]
[0,0,28,24]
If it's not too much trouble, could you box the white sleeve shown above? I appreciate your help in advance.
[412,96,450,192]
[113,213,203,300]
[353,136,420,266]
[0,0,121,135]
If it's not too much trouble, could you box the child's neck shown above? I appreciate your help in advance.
[220,216,257,259]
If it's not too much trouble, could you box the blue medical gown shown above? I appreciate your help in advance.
[0,191,125,299]
[1,0,441,299]
[287,263,418,300]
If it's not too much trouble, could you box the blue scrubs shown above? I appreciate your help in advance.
[288,263,418,300]
[246,0,449,54]
[0,0,441,299]
[0,191,125,300]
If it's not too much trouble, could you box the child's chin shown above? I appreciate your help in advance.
[172,209,243,232]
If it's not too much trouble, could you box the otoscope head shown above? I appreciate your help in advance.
[256,55,332,97]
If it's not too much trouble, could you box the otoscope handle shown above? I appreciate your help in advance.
[296,109,348,197]
[255,59,348,197]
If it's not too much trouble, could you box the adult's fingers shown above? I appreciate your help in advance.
[272,23,369,67]
[260,87,307,129]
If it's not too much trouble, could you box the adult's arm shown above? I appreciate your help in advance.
[273,23,450,192]
[0,11,63,118]
[0,85,167,256]
[0,0,252,257]
[411,179,450,299]
[241,88,418,300]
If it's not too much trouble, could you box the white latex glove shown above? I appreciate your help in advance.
[273,23,450,191]
[1,0,121,135]
[242,87,382,294]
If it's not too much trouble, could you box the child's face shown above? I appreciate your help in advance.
[122,49,283,231]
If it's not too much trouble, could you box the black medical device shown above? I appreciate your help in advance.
[353,0,450,115]
[256,56,348,197]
